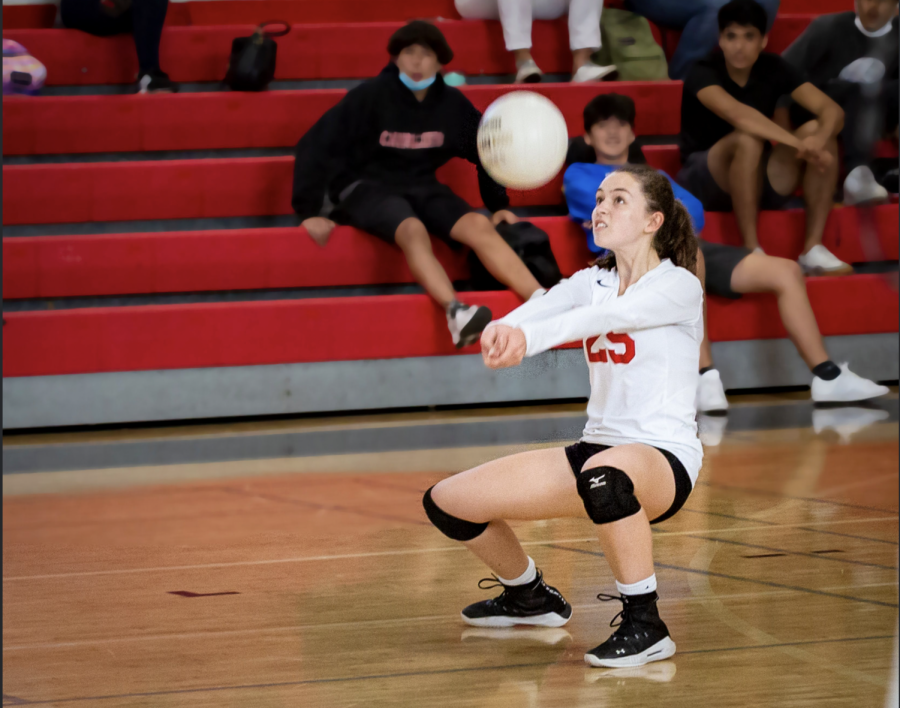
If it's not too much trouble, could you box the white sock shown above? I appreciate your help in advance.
[616,574,657,596]
[498,556,537,586]
[528,288,547,301]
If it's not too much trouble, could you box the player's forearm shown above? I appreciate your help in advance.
[812,102,844,141]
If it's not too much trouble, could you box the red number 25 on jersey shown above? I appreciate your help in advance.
[586,333,635,364]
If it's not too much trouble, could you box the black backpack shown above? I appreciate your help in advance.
[224,21,290,92]
[468,221,563,291]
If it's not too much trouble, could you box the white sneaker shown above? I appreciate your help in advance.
[698,414,728,447]
[697,369,729,412]
[798,245,853,276]
[447,302,493,349]
[812,406,890,443]
[571,62,617,83]
[843,165,889,206]
[514,59,543,84]
[811,363,890,403]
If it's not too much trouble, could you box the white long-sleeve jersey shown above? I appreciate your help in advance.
[494,260,704,484]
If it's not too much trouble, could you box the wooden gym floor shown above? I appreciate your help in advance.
[3,392,899,707]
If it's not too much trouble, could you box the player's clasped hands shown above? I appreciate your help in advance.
[481,324,527,369]
[796,136,833,174]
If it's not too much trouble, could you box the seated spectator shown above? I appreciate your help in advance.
[60,0,176,93]
[564,93,889,415]
[625,0,780,80]
[454,0,615,83]
[781,0,899,204]
[292,21,545,349]
[677,0,849,276]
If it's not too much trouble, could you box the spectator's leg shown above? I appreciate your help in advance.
[454,0,500,20]
[498,0,535,52]
[768,120,838,253]
[730,252,829,369]
[131,0,169,76]
[706,131,766,250]
[696,246,714,370]
[567,0,602,72]
[395,218,458,308]
[450,213,543,299]
[59,0,132,36]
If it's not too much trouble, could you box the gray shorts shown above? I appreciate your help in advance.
[699,239,751,300]
[678,144,792,213]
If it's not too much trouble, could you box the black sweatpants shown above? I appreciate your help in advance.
[60,0,169,76]
[790,79,899,173]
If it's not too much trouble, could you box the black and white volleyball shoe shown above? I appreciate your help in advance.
[584,592,676,668]
[461,571,573,628]
[446,302,492,349]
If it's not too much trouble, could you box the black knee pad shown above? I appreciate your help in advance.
[422,486,489,541]
[576,466,642,524]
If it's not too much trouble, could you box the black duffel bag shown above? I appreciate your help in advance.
[468,220,563,291]
[224,21,290,91]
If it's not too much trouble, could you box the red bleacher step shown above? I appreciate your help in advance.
[3,273,896,378]
[2,148,683,225]
[4,206,898,300]
[3,15,813,86]
[2,82,682,156]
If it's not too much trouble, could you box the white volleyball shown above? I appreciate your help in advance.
[477,91,569,190]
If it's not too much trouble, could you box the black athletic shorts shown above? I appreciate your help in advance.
[564,441,693,525]
[677,143,792,213]
[330,180,475,245]
[698,239,751,300]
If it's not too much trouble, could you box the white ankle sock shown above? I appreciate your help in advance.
[616,574,657,596]
[528,287,547,301]
[498,556,536,586]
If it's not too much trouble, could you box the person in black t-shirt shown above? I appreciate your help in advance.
[677,0,850,276]
[781,0,899,205]
[292,21,545,349]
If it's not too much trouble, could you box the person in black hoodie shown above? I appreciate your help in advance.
[292,21,546,349]
[292,21,544,347]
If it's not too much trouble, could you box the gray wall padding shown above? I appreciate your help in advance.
[3,333,897,429]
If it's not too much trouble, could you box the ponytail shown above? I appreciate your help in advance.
[592,164,697,276]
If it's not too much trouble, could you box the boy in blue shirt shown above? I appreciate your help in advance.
[564,93,888,424]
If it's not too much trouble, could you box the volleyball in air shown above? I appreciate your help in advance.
[477,91,568,190]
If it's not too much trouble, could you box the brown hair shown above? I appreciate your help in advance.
[592,164,698,276]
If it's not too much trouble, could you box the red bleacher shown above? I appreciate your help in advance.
[0,147,684,225]
[5,206,897,301]
[3,15,815,87]
[1,0,855,29]
[2,83,682,155]
[3,274,896,377]
[2,0,895,388]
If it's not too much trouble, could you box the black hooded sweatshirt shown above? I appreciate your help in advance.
[291,62,509,221]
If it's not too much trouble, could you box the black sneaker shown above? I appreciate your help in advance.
[446,302,492,349]
[584,592,676,668]
[461,570,573,628]
[138,71,179,94]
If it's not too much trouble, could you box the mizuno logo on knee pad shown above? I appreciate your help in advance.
[576,466,642,525]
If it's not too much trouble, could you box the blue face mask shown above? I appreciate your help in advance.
[399,72,436,91]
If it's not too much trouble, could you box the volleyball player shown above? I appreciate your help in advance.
[423,165,703,668]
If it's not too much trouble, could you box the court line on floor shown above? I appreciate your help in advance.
[697,481,900,516]
[5,516,897,581]
[683,534,897,571]
[5,584,896,653]
[678,508,899,546]
[4,634,892,705]
[550,545,899,608]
